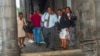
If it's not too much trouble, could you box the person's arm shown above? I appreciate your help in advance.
[41,15,45,22]
[44,13,49,22]
[61,14,67,22]
[23,18,27,25]
[54,14,58,23]
[71,13,77,21]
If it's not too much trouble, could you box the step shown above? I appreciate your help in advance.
[21,49,84,56]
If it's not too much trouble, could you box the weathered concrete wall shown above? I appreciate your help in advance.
[95,0,100,56]
[0,0,20,56]
[72,0,97,56]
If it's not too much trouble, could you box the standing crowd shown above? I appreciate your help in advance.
[17,6,77,50]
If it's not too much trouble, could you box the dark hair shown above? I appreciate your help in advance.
[18,12,23,16]
[47,7,54,11]
[65,7,72,13]
[57,9,62,12]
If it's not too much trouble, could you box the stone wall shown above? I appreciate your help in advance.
[72,0,97,56]
[0,0,20,56]
[95,0,100,56]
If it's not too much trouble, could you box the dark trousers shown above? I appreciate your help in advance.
[43,26,60,48]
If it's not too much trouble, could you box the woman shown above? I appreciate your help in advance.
[17,12,26,48]
[59,7,71,49]
[65,7,77,46]
[27,13,34,43]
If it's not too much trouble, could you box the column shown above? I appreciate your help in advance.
[45,0,53,9]
[30,0,34,12]
[20,0,26,18]
[62,0,67,7]
[72,0,97,56]
[55,0,63,9]
[33,0,39,11]
[95,0,100,56]
[67,0,72,8]
[25,0,31,20]
[0,0,20,56]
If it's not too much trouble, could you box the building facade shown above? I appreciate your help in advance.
[0,0,100,56]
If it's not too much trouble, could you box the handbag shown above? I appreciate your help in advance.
[23,25,28,32]
[28,22,34,30]
[23,19,28,32]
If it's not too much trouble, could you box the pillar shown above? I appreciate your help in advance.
[95,0,100,56]
[67,0,72,8]
[0,0,20,56]
[33,0,39,11]
[20,0,26,18]
[25,0,31,20]
[54,0,63,11]
[30,0,34,12]
[72,0,97,56]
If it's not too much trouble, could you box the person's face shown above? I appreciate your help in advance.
[57,10,62,16]
[65,8,70,13]
[47,8,52,14]
[19,14,23,19]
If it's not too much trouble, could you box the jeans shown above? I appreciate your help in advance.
[33,28,41,43]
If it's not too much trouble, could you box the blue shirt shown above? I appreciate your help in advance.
[42,12,57,28]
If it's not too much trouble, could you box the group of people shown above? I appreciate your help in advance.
[17,6,77,50]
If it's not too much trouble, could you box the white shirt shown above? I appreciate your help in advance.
[58,16,61,23]
[42,13,57,28]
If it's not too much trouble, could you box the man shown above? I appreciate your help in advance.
[42,7,58,50]
[57,9,63,31]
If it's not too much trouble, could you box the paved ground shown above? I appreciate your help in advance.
[21,38,85,56]
[21,41,51,53]
[21,38,56,53]
[21,49,84,56]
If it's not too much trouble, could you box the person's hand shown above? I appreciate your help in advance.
[68,16,71,20]
[67,13,71,20]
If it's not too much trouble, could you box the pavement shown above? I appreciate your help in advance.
[21,49,84,56]
[21,38,85,56]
